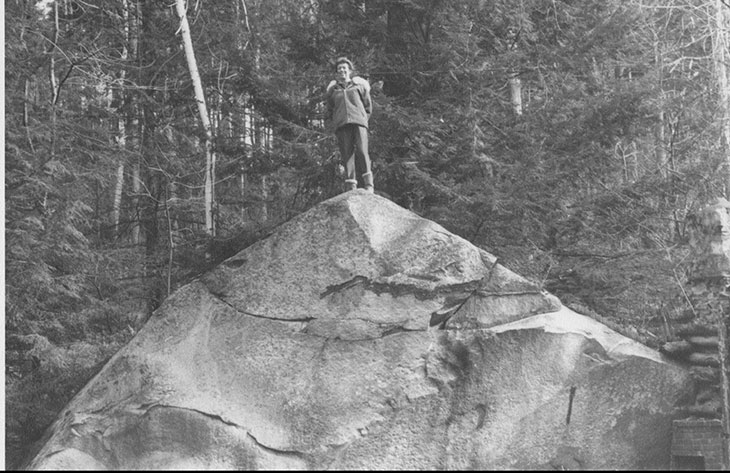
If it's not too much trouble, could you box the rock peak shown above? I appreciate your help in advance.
[199,190,558,339]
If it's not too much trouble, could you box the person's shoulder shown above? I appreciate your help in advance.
[352,76,370,91]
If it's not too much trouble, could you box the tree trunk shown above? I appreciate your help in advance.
[174,0,216,237]
[128,1,142,245]
[238,0,252,44]
[139,0,160,312]
[260,175,268,222]
[718,315,730,467]
[509,75,522,116]
[655,108,667,175]
[714,0,730,195]
[711,2,730,462]
[112,0,132,237]
[112,141,125,236]
[48,0,60,160]
[256,110,268,221]
[23,79,30,127]
[164,182,175,297]
[238,172,245,219]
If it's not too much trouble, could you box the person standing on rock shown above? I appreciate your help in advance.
[326,57,374,193]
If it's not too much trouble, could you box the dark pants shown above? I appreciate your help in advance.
[335,124,372,188]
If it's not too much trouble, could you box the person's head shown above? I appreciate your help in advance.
[335,57,353,82]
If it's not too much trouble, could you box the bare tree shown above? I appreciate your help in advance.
[174,0,216,237]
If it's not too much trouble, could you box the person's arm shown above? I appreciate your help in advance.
[325,80,337,119]
[353,76,372,115]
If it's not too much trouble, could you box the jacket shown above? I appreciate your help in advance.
[326,76,372,131]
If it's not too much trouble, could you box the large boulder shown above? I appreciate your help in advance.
[27,191,694,470]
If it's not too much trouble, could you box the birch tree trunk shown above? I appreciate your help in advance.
[112,123,125,236]
[48,0,60,160]
[654,35,668,178]
[129,1,142,245]
[131,143,141,245]
[712,0,730,463]
[706,3,730,465]
[714,0,730,194]
[112,0,131,236]
[509,75,523,116]
[23,79,30,127]
[174,0,216,237]
[242,98,254,219]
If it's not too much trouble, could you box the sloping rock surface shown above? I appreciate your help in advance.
[27,191,693,470]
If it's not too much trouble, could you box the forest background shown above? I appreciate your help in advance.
[5,0,730,468]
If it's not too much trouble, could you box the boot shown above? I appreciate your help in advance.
[344,179,358,192]
[362,172,374,193]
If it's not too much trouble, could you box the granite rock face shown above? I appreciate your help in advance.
[27,191,693,470]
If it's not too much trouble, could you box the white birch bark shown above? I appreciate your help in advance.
[654,38,668,178]
[244,101,254,219]
[174,0,216,237]
[49,0,60,158]
[131,157,141,244]
[128,1,141,245]
[509,75,522,116]
[712,0,730,462]
[112,0,130,236]
[113,124,126,236]
[23,79,30,127]
[713,0,730,193]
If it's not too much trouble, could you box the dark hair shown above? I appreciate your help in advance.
[335,57,354,70]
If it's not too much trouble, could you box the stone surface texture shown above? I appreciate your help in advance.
[27,191,694,470]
